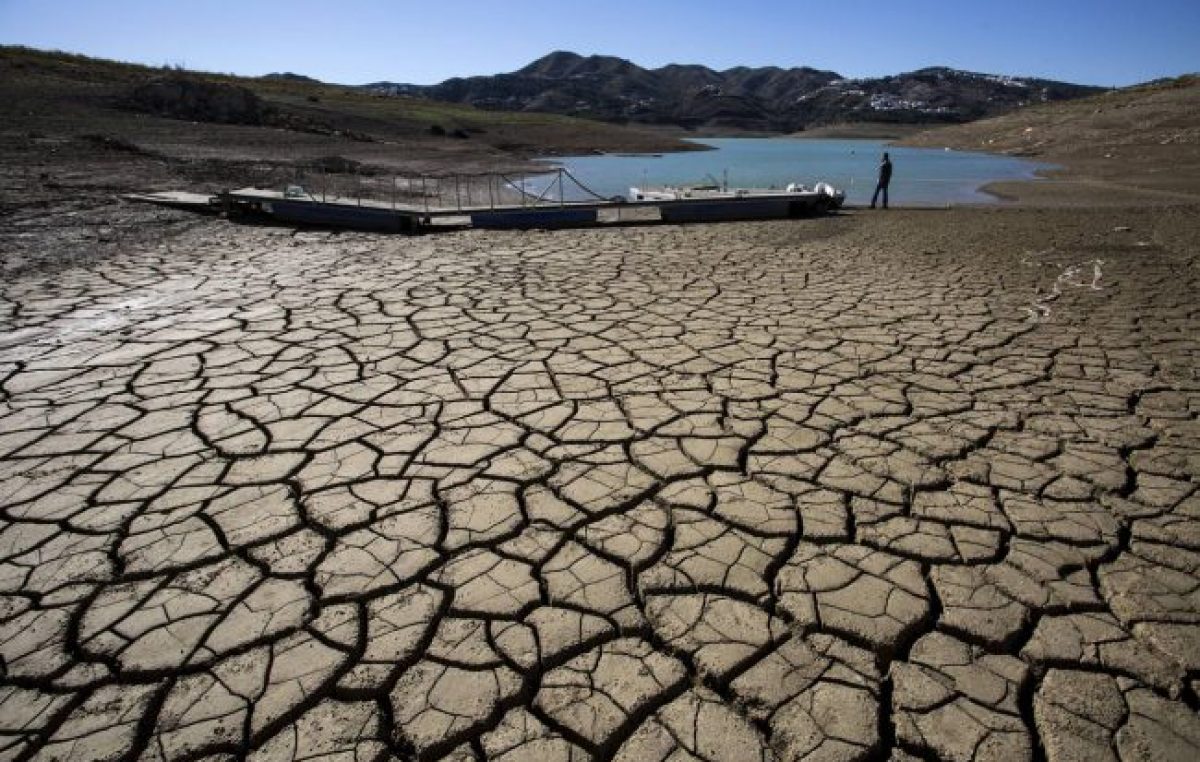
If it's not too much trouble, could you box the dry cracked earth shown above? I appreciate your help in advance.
[0,206,1198,761]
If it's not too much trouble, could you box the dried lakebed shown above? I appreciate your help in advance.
[0,206,1198,761]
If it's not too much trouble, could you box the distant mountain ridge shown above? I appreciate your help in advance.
[261,71,322,84]
[363,51,1105,132]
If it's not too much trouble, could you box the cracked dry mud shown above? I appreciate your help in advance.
[0,207,1198,761]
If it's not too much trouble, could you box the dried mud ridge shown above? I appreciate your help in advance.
[0,213,1198,761]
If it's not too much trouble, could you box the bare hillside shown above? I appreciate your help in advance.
[0,46,695,175]
[902,76,1200,199]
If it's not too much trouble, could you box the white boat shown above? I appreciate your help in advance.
[628,181,845,221]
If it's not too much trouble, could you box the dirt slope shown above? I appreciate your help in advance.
[902,76,1200,202]
[0,46,695,175]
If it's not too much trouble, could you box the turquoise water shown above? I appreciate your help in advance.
[537,138,1050,206]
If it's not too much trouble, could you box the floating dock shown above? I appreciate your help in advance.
[127,173,842,234]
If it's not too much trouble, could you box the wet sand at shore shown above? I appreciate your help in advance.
[2,114,1200,761]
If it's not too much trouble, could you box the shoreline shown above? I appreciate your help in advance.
[536,135,1061,211]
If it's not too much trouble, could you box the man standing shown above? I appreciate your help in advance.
[870,152,893,209]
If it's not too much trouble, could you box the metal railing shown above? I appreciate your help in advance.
[240,164,615,214]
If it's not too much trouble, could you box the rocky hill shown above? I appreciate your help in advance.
[261,71,323,84]
[365,51,1104,132]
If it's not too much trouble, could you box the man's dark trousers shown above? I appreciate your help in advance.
[870,182,888,209]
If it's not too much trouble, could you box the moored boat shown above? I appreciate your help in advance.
[630,181,845,221]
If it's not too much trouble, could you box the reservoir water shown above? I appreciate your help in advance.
[538,138,1050,207]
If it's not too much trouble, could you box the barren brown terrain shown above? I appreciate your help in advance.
[0,47,696,181]
[902,76,1200,206]
[1,49,1198,762]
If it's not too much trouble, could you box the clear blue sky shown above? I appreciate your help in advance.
[1,0,1196,87]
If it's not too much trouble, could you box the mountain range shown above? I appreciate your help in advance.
[359,51,1105,132]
